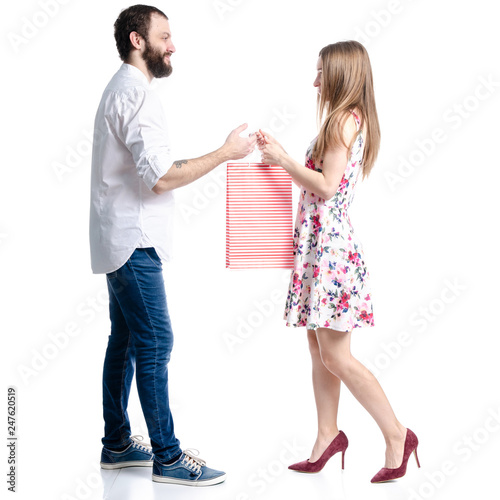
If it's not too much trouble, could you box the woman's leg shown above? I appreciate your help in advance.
[316,328,407,468]
[307,329,342,462]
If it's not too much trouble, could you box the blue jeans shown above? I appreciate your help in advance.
[102,247,181,462]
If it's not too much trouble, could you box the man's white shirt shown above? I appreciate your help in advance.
[90,63,174,274]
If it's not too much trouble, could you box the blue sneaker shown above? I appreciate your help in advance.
[152,449,226,486]
[100,435,154,469]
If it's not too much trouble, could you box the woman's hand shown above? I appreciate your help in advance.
[256,129,288,166]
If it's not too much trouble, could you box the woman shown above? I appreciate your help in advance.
[256,41,420,483]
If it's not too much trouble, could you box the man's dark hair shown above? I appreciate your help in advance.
[114,5,169,62]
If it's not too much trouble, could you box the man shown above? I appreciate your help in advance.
[89,5,255,486]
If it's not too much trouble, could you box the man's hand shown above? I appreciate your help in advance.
[221,123,257,161]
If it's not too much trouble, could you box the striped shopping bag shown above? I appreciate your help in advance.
[226,163,294,269]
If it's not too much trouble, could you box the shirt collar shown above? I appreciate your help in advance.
[121,63,151,87]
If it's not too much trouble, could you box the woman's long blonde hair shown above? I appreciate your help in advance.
[312,41,380,178]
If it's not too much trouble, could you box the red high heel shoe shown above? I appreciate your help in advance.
[370,428,420,483]
[288,431,348,473]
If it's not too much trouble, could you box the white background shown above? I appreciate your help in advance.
[2,0,499,499]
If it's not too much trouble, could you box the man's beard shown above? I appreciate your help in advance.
[142,41,172,78]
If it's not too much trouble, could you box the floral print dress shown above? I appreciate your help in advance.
[284,110,375,331]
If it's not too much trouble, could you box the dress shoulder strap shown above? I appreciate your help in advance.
[349,109,361,131]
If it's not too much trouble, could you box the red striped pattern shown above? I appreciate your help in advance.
[226,163,294,269]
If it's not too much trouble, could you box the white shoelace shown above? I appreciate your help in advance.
[130,435,152,453]
[182,449,206,474]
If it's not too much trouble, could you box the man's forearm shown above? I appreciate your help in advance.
[152,146,231,194]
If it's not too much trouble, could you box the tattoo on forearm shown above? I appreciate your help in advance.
[175,160,188,169]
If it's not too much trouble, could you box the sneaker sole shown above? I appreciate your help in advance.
[100,461,154,470]
[152,473,227,486]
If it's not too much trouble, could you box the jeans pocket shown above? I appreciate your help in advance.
[143,247,163,270]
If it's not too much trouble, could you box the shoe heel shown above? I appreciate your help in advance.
[413,448,421,468]
[341,449,345,470]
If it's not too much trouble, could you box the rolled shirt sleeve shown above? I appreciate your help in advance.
[116,87,172,190]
